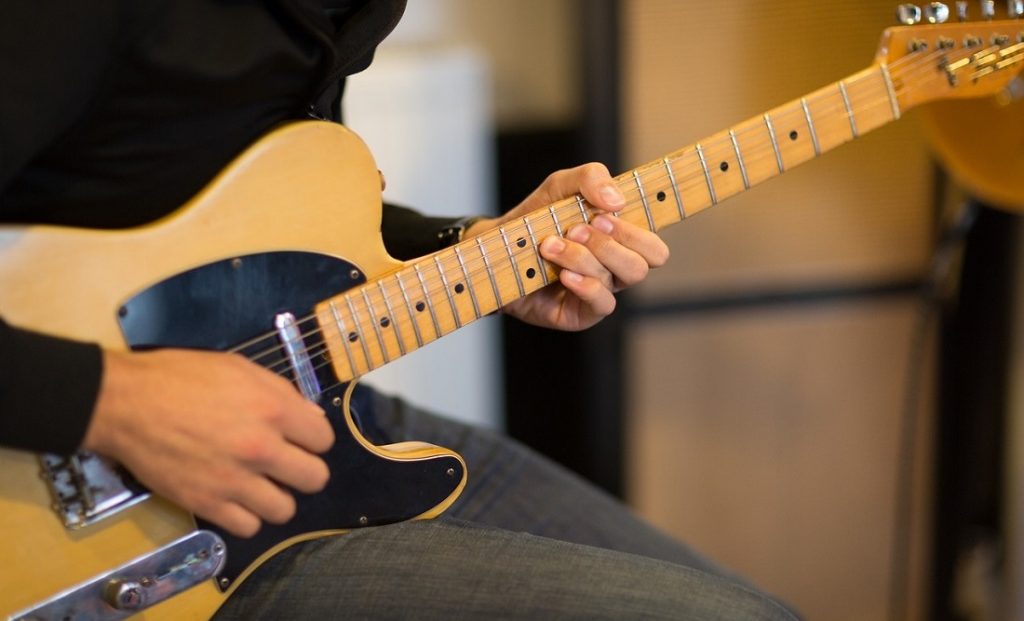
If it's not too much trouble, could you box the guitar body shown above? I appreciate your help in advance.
[2,14,1021,619]
[0,122,466,620]
[918,90,1024,211]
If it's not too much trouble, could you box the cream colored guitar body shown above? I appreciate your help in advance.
[0,122,466,620]
[3,13,1023,619]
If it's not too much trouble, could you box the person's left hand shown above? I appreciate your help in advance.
[464,163,669,332]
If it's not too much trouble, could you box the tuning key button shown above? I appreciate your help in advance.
[1010,1,1024,18]
[956,1,969,20]
[982,0,996,19]
[897,4,923,24]
[925,2,951,23]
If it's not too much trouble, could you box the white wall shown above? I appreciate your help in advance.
[343,36,501,429]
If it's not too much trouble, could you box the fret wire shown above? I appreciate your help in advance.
[328,300,359,377]
[728,130,751,190]
[548,205,564,236]
[763,113,785,173]
[838,81,859,138]
[239,52,948,378]
[523,216,550,286]
[344,295,373,371]
[477,236,503,307]
[348,65,934,344]
[575,195,590,224]
[800,97,821,157]
[377,281,406,356]
[361,289,390,364]
[499,227,527,298]
[414,264,443,339]
[879,63,902,120]
[694,143,717,205]
[395,272,424,348]
[453,246,482,319]
[632,170,656,231]
[433,255,462,329]
[662,157,686,219]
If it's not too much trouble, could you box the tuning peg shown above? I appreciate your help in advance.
[981,0,996,19]
[956,1,969,20]
[924,2,951,22]
[897,4,923,24]
[1009,0,1024,17]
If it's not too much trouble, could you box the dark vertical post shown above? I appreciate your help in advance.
[500,0,625,495]
[930,204,1018,619]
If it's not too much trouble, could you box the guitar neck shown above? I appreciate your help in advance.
[316,62,904,382]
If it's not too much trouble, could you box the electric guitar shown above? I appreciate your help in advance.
[2,11,1022,621]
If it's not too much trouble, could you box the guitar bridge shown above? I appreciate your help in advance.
[40,452,148,530]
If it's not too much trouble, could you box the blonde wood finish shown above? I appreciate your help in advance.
[318,20,1022,379]
[880,18,1024,210]
[1,16,1018,618]
[0,122,465,620]
[918,93,1024,211]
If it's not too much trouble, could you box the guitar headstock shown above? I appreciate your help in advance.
[877,2,1024,109]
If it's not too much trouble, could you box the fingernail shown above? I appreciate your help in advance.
[567,225,590,243]
[542,237,565,254]
[592,215,614,235]
[600,184,626,208]
[563,270,583,283]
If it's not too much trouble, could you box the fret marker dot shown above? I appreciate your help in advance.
[656,191,666,202]
[380,317,390,328]
[415,301,426,312]
[516,237,527,248]
[789,130,799,141]
[719,162,729,172]
[348,332,359,343]
[526,268,537,279]
[454,283,465,294]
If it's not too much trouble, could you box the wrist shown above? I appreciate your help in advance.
[437,216,490,247]
[462,216,497,240]
[82,350,133,454]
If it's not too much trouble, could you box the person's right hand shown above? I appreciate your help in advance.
[81,349,335,538]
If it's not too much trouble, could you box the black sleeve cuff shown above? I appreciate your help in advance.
[381,202,463,260]
[0,318,102,455]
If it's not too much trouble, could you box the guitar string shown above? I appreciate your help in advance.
[289,49,1020,382]
[247,47,965,379]
[243,45,967,378]
[259,67,974,386]
[236,43,985,376]
[243,44,959,370]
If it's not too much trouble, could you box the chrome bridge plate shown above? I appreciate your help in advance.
[9,530,226,621]
[40,451,148,530]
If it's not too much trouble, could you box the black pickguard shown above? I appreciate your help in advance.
[117,251,464,587]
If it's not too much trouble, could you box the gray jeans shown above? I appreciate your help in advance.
[214,385,798,620]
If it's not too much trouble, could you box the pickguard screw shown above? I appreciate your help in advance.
[332,397,343,408]
[219,577,231,589]
[350,269,361,280]
[446,468,455,477]
[359,516,369,526]
[231,258,243,270]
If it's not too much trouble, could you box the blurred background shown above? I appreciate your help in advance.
[343,1,1024,619]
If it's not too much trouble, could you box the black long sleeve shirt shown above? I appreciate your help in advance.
[0,0,460,454]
